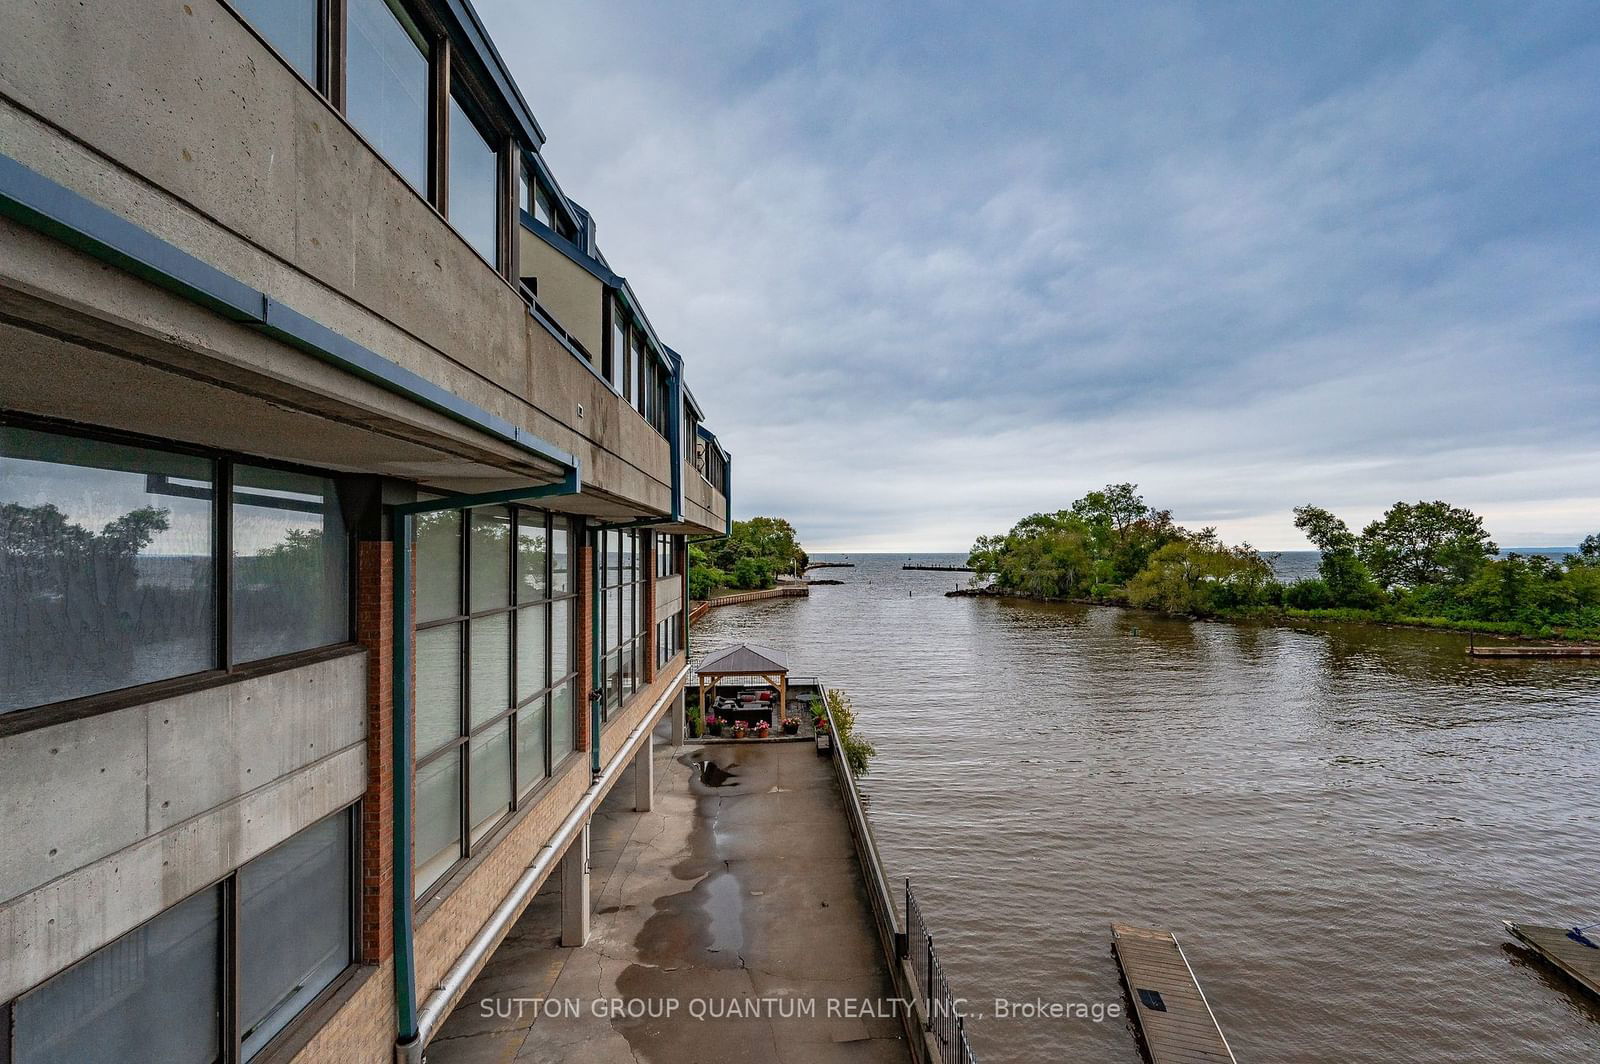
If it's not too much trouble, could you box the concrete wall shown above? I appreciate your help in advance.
[0,651,368,1001]
[656,573,684,623]
[684,462,728,530]
[0,0,703,527]
[518,229,604,359]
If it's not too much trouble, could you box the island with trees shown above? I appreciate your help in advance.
[966,484,1600,641]
[689,516,810,600]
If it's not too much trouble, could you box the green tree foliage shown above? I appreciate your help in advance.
[1357,500,1497,589]
[689,517,809,597]
[824,688,877,777]
[1292,505,1384,608]
[967,484,1182,597]
[1123,530,1280,615]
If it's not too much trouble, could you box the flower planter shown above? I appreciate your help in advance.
[782,721,800,735]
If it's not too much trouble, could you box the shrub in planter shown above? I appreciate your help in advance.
[755,722,770,738]
[781,716,800,735]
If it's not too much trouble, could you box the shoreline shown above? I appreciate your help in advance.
[944,585,1600,646]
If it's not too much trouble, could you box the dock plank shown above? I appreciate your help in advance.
[1112,924,1237,1064]
[1505,921,1600,996]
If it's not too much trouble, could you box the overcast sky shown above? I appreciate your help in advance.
[478,0,1599,551]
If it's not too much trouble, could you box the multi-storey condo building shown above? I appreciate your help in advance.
[0,2,732,1061]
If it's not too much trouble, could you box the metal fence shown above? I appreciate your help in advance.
[906,880,979,1064]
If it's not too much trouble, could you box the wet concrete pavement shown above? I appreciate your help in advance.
[427,718,914,1064]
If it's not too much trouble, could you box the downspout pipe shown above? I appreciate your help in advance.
[392,470,580,1063]
[397,665,686,1064]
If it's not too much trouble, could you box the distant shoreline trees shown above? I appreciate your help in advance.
[689,516,809,600]
[968,485,1600,639]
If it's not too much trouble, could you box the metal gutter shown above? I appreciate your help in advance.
[397,662,685,1064]
[0,153,576,475]
[390,471,582,1061]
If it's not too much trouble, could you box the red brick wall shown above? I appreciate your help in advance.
[356,539,394,966]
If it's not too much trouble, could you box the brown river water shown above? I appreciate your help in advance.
[688,554,1600,1063]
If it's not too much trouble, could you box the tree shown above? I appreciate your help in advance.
[1293,505,1384,607]
[1358,501,1497,589]
[1123,529,1279,615]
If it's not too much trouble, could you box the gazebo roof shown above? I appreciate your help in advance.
[696,642,789,676]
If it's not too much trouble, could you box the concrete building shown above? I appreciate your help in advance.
[0,2,729,1061]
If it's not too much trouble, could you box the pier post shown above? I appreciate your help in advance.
[634,734,655,812]
[670,688,686,746]
[560,824,590,947]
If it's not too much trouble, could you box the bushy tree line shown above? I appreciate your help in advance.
[968,485,1600,636]
[688,516,809,599]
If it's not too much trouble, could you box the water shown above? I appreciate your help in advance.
[690,553,1600,1063]
[1271,548,1577,585]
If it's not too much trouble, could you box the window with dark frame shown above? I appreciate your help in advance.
[345,0,431,195]
[412,505,578,901]
[447,84,502,268]
[0,421,354,718]
[595,528,647,723]
[6,807,356,1064]
[230,0,322,86]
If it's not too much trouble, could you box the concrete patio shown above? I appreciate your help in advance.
[425,717,914,1064]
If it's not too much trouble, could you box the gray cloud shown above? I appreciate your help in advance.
[477,0,1600,549]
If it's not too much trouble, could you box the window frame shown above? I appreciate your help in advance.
[0,413,358,733]
[412,505,580,904]
[444,76,504,271]
[1,804,359,1064]
[594,528,648,724]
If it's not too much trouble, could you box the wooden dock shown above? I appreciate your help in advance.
[1468,645,1600,658]
[1112,924,1237,1064]
[902,563,973,572]
[1505,921,1600,996]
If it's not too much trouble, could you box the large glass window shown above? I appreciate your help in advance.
[1,427,214,711]
[233,0,319,83]
[347,0,430,193]
[11,810,353,1064]
[412,507,578,898]
[448,90,500,266]
[595,528,647,721]
[240,812,353,1057]
[1,425,352,717]
[232,466,349,663]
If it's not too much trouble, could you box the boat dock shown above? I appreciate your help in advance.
[1468,645,1600,658]
[806,561,857,570]
[902,564,973,572]
[1111,924,1236,1064]
[1505,921,1600,996]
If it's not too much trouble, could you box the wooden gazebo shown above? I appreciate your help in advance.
[695,643,790,718]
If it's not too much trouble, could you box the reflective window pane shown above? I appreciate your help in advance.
[534,182,553,228]
[232,465,348,663]
[415,510,461,622]
[469,719,511,843]
[415,750,462,896]
[516,511,548,602]
[516,604,547,701]
[469,507,510,611]
[415,623,461,757]
[14,885,221,1064]
[469,612,511,728]
[550,521,570,593]
[551,680,575,758]
[1,427,214,712]
[240,812,352,1059]
[448,92,499,266]
[347,0,430,192]
[552,598,572,678]
[233,0,319,82]
[516,698,548,795]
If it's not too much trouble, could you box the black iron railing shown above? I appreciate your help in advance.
[906,880,979,1064]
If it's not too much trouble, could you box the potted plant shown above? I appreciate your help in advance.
[755,721,770,739]
[705,714,722,737]
[733,721,749,740]
[814,716,830,734]
[781,716,800,735]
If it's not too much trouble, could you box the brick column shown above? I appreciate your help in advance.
[576,528,594,754]
[356,539,395,965]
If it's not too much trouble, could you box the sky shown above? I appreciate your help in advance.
[476,0,1600,552]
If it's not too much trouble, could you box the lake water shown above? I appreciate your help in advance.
[689,552,1600,1063]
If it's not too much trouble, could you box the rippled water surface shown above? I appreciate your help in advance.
[690,554,1600,1063]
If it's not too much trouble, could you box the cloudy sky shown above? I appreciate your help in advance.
[478,0,1600,551]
